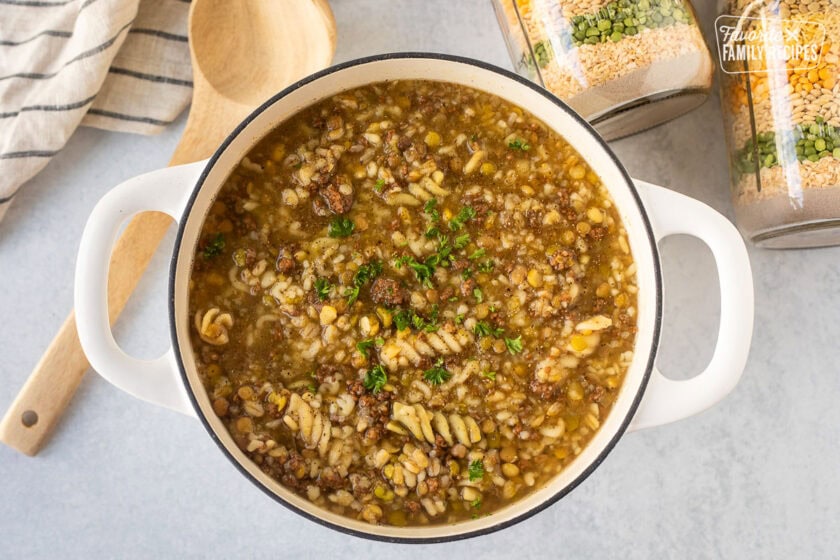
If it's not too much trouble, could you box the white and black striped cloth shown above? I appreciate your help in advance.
[0,0,192,222]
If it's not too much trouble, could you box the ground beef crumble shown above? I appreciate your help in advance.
[369,277,407,306]
[320,175,354,214]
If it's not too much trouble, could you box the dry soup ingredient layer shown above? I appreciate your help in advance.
[498,0,710,100]
[189,80,638,526]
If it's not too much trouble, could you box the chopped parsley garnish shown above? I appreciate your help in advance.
[505,335,524,355]
[356,260,382,287]
[433,235,455,265]
[468,459,485,481]
[410,312,427,331]
[461,268,473,280]
[314,278,332,301]
[469,248,486,260]
[398,223,481,288]
[473,321,504,338]
[508,138,530,151]
[356,337,384,358]
[202,233,225,259]
[454,233,471,249]
[395,255,435,288]
[454,313,465,324]
[477,260,495,273]
[423,358,451,386]
[374,178,386,192]
[307,382,318,394]
[481,371,497,381]
[328,216,355,238]
[470,498,482,509]
[344,260,382,305]
[363,364,388,394]
[449,206,476,231]
[356,339,374,357]
[393,309,411,331]
[473,287,483,303]
[424,198,440,223]
[392,307,438,333]
[408,260,435,287]
[343,286,360,306]
[425,304,440,329]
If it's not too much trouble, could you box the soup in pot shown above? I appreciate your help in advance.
[188,80,638,526]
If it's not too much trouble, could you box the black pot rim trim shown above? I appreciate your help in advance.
[168,52,663,544]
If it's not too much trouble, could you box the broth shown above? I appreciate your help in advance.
[188,80,638,526]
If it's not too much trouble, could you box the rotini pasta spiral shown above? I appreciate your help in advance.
[283,393,332,456]
[379,328,474,371]
[325,438,353,474]
[388,402,482,447]
[194,308,233,345]
[384,176,451,206]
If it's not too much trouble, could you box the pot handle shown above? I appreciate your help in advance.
[628,180,753,431]
[74,161,208,417]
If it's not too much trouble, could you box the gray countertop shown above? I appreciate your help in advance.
[1,1,837,558]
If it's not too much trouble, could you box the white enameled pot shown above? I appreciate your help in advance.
[74,54,754,542]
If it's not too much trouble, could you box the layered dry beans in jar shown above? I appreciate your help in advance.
[720,0,840,245]
[189,80,638,527]
[493,0,713,138]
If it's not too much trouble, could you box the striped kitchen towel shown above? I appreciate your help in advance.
[0,0,193,222]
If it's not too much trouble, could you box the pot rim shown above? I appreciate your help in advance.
[168,52,663,543]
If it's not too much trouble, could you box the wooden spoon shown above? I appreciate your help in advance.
[0,0,336,456]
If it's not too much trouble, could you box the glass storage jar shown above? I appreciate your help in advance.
[492,0,715,140]
[717,0,840,248]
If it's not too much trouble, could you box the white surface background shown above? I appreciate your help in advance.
[1,1,837,558]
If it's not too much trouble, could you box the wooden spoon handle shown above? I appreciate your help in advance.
[0,212,172,455]
[0,313,87,456]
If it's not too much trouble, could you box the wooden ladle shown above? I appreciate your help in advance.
[0,0,336,456]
